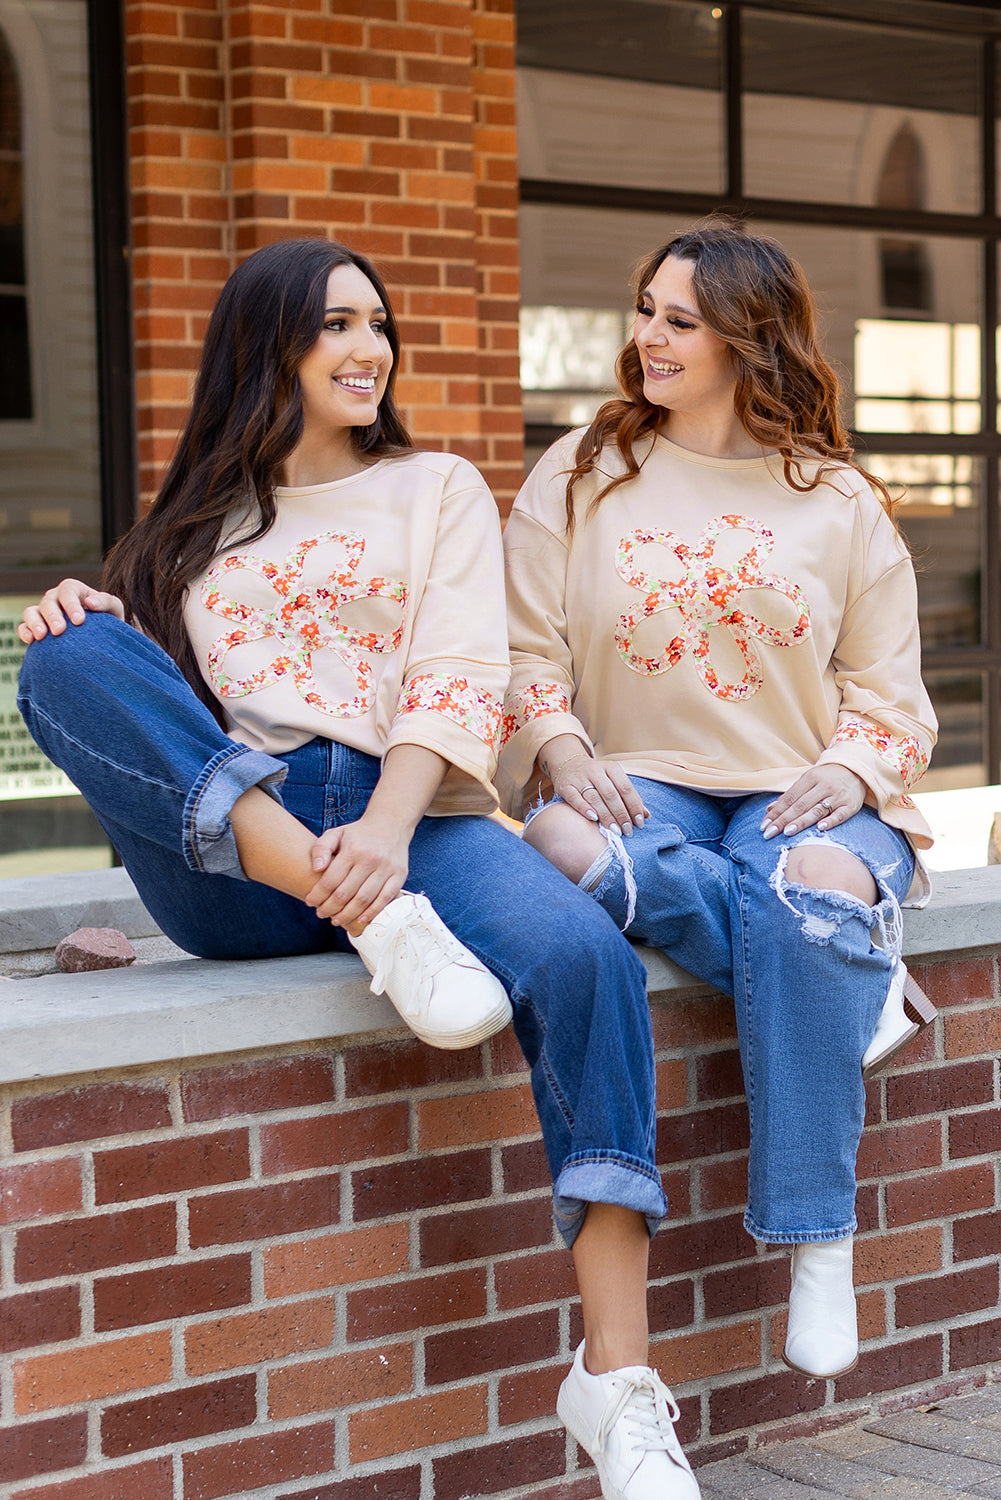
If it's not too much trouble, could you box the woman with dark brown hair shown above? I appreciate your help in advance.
[501,222,938,1399]
[18,237,702,1500]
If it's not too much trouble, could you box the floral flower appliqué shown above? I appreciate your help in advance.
[500,683,572,746]
[397,672,502,748]
[202,532,408,719]
[831,717,928,789]
[614,516,811,700]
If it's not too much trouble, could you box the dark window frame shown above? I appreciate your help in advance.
[0,0,136,597]
[518,0,1001,781]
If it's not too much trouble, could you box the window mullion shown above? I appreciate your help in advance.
[724,4,743,202]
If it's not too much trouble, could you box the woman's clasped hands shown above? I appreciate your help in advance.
[304,812,410,936]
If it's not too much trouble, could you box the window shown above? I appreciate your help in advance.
[517,0,1001,787]
[0,27,30,420]
[0,0,132,875]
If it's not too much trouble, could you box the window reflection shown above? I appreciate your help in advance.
[855,321,980,435]
[743,10,980,213]
[0,4,102,574]
[920,672,985,791]
[516,0,724,194]
[0,26,30,421]
[870,454,981,652]
[520,307,629,428]
[765,223,980,428]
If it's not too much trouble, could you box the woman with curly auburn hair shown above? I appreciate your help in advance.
[501,221,938,1428]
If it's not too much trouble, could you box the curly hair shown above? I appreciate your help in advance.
[564,219,895,533]
[104,238,414,725]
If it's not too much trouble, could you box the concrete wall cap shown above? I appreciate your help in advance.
[1,863,999,1086]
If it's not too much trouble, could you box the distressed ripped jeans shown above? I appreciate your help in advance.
[16,614,668,1248]
[571,778,914,1244]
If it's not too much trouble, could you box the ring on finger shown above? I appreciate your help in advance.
[821,799,833,814]
[579,784,596,793]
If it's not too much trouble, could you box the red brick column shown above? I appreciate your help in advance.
[125,0,523,515]
[126,0,229,508]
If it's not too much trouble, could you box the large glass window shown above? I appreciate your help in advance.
[742,11,980,213]
[517,0,1001,789]
[0,0,102,578]
[0,26,29,421]
[517,1,725,195]
[0,0,128,875]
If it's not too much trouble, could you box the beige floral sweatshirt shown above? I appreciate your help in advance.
[499,431,936,876]
[183,451,510,816]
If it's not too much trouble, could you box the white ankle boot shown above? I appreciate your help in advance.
[783,1237,858,1379]
[861,961,937,1078]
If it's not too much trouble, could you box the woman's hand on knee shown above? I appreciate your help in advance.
[18,580,125,644]
[548,753,649,837]
[304,814,409,930]
[762,765,867,840]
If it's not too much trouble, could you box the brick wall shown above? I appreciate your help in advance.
[2,952,1000,1497]
[125,0,523,519]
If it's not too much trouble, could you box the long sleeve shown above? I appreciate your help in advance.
[816,500,937,812]
[498,449,596,816]
[386,473,510,802]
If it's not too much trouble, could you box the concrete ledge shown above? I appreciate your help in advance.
[1,864,999,1086]
[0,953,389,1085]
[0,867,162,953]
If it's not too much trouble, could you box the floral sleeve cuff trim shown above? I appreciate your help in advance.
[395,672,502,748]
[501,683,573,746]
[831,716,928,789]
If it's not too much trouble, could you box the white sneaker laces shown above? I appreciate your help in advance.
[594,1369,684,1459]
[368,905,468,1014]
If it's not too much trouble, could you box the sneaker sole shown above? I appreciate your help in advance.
[557,1384,623,1500]
[391,995,513,1051]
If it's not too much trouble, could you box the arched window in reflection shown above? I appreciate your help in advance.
[878,122,932,316]
[0,26,30,420]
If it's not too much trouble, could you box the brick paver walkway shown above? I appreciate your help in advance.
[698,1388,1001,1497]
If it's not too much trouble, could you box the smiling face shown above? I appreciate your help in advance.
[296,263,394,445]
[633,255,737,422]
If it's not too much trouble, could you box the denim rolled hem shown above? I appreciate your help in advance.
[743,1209,857,1246]
[182,744,289,877]
[553,1151,669,1249]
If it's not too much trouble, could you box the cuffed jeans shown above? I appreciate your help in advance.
[17,614,667,1247]
[570,778,914,1244]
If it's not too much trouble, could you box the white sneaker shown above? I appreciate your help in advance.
[862,961,937,1078]
[349,892,512,1050]
[783,1236,858,1378]
[557,1341,701,1499]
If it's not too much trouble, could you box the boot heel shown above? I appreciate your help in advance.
[862,962,935,1078]
[902,974,938,1028]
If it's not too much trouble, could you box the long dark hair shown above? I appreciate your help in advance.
[105,238,415,722]
[565,220,895,531]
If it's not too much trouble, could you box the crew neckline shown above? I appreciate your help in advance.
[275,458,390,496]
[653,432,777,471]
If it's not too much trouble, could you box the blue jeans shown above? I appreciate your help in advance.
[568,779,914,1244]
[17,614,667,1247]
